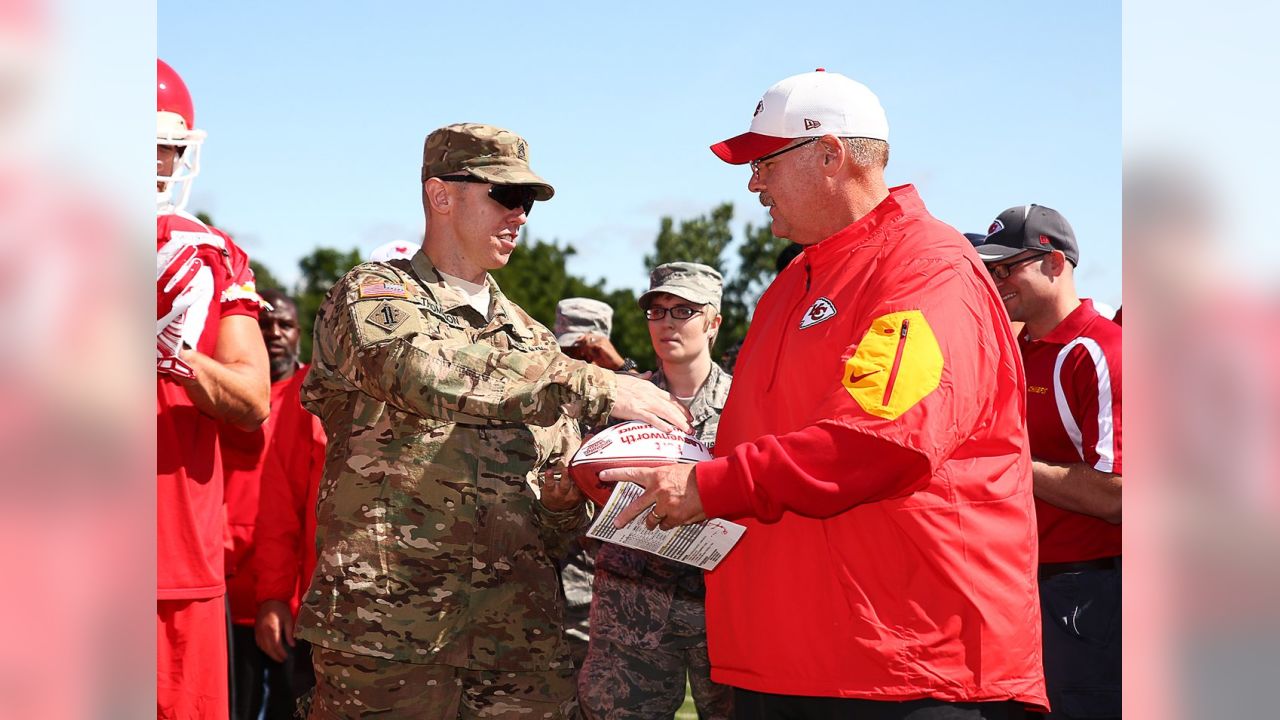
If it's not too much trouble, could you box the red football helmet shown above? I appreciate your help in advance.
[157,59,205,211]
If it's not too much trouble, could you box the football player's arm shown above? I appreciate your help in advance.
[1031,461,1122,524]
[177,314,270,430]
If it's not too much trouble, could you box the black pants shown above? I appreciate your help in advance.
[733,689,1026,720]
[1036,566,1121,719]
[229,623,315,720]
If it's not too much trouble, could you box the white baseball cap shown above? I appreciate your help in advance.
[711,69,889,165]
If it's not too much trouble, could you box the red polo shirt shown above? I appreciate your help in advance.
[1020,299,1123,563]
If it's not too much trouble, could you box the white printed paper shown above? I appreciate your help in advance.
[587,482,746,571]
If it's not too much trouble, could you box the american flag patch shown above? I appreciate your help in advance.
[359,281,409,299]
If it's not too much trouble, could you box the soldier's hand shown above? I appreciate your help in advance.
[610,373,693,434]
[538,466,585,512]
[254,599,294,663]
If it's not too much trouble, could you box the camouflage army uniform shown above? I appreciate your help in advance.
[297,250,616,718]
[578,364,734,720]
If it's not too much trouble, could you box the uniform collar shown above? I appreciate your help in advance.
[804,184,925,265]
[651,362,730,427]
[1024,298,1100,345]
[407,249,535,341]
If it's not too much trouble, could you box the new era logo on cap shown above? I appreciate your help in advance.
[710,69,890,165]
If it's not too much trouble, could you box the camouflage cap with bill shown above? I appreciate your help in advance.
[421,123,554,200]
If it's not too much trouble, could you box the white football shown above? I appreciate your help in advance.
[568,421,712,504]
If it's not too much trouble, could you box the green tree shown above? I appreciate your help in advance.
[249,260,284,292]
[494,234,655,369]
[295,247,363,362]
[719,217,793,352]
[643,202,734,274]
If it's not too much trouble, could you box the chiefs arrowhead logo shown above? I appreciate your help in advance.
[799,297,837,329]
[754,100,764,117]
[987,219,1004,235]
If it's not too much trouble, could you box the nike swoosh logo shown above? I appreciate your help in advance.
[848,370,879,383]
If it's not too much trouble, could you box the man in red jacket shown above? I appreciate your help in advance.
[611,69,1048,718]
[222,289,318,719]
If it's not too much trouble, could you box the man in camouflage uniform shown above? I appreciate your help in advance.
[297,123,691,719]
[578,263,734,720]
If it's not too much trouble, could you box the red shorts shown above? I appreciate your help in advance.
[157,596,228,720]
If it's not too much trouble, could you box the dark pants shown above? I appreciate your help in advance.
[1036,566,1121,719]
[733,689,1026,720]
[229,623,315,720]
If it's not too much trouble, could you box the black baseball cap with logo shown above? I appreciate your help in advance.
[973,204,1079,266]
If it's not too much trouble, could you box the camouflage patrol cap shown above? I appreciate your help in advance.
[421,123,554,200]
[554,297,613,347]
[639,262,723,310]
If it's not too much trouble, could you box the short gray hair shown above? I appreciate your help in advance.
[841,137,889,169]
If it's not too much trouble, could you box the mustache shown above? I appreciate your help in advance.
[758,192,774,207]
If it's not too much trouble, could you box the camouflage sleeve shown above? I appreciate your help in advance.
[315,266,616,427]
[535,501,591,561]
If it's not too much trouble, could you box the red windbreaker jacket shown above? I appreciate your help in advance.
[696,186,1047,709]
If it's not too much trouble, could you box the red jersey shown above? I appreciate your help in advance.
[222,370,306,625]
[1020,299,1123,563]
[253,366,327,618]
[157,210,261,600]
[695,186,1047,708]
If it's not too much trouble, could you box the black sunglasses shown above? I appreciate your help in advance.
[437,175,538,215]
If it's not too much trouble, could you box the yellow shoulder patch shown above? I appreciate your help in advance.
[841,310,942,420]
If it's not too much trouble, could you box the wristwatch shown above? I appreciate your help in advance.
[618,358,638,373]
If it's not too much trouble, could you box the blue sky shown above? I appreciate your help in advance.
[160,1,1121,306]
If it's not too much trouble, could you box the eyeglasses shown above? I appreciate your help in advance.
[437,175,538,216]
[645,306,704,321]
[750,137,819,175]
[987,251,1048,280]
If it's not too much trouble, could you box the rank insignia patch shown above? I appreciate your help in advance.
[365,300,407,333]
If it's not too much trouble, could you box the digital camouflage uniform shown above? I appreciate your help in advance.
[297,248,617,718]
[578,363,734,720]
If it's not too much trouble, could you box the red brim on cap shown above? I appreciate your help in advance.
[709,132,793,165]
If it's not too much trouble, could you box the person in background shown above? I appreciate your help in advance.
[975,205,1123,719]
[549,297,631,684]
[557,297,638,373]
[578,262,734,720]
[220,289,315,719]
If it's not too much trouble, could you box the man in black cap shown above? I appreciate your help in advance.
[974,204,1123,720]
